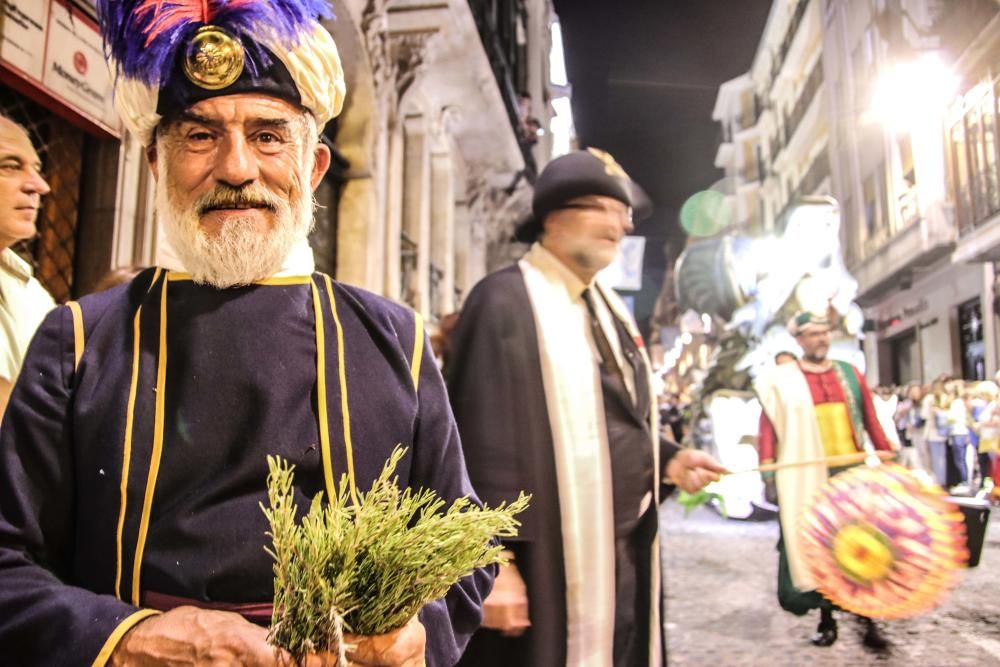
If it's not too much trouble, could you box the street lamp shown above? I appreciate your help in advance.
[868,52,958,132]
[866,51,958,224]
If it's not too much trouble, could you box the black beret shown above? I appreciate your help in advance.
[157,44,302,121]
[515,148,651,243]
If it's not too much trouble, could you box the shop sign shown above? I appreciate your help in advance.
[877,297,929,331]
[0,0,120,136]
[1,0,47,80]
[43,1,118,132]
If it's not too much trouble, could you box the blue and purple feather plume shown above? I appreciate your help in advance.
[96,0,334,86]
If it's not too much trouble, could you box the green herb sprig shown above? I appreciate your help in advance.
[676,487,728,518]
[261,447,530,662]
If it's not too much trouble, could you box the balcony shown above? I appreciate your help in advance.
[782,61,823,148]
[468,0,538,180]
[851,204,956,306]
[770,0,811,84]
[949,76,1000,263]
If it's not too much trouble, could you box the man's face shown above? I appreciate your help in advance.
[0,118,50,248]
[541,194,633,276]
[149,94,331,287]
[796,325,831,362]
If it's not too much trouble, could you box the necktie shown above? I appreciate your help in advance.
[582,287,627,389]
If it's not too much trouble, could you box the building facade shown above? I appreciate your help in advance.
[712,0,831,238]
[2,0,556,327]
[709,0,1000,386]
[822,0,999,385]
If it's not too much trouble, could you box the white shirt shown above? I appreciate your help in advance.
[948,398,970,436]
[531,243,638,402]
[0,248,55,382]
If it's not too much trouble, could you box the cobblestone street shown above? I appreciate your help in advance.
[661,499,1000,666]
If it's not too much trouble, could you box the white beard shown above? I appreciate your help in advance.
[156,152,315,288]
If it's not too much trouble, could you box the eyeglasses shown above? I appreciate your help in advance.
[558,201,633,223]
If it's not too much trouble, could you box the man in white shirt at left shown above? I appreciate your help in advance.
[0,114,53,418]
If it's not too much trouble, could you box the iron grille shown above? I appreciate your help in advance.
[1,85,84,303]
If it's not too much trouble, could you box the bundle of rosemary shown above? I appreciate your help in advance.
[261,447,529,663]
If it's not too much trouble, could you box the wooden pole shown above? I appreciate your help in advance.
[724,450,896,476]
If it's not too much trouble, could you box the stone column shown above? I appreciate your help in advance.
[384,123,404,300]
[402,114,431,313]
[430,150,455,316]
[453,201,471,306]
[114,132,155,267]
[336,176,379,289]
[983,262,998,378]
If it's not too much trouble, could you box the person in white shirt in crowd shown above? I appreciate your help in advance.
[902,384,930,474]
[947,380,974,492]
[921,381,950,486]
[0,114,53,419]
[973,381,1000,495]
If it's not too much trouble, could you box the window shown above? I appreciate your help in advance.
[949,78,1000,233]
[896,132,918,228]
[877,162,891,237]
[863,172,877,240]
[898,133,914,185]
[952,120,973,232]
[981,92,999,214]
[959,298,986,381]
[968,108,989,221]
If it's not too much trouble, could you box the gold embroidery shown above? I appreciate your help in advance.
[587,147,629,179]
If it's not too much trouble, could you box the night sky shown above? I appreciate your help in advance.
[551,0,772,328]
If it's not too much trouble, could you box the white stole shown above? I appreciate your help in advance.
[520,244,661,667]
[755,364,827,591]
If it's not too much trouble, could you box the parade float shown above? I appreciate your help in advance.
[672,195,870,519]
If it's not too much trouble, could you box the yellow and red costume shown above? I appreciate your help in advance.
[756,360,895,615]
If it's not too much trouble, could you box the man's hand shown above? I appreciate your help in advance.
[339,615,426,667]
[665,448,726,494]
[110,606,283,666]
[763,476,778,505]
[480,558,530,637]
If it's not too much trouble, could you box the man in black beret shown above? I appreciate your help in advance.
[448,149,725,667]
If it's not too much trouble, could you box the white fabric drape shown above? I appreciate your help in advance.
[520,243,661,667]
[755,364,827,590]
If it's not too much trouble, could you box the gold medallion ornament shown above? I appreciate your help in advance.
[587,147,630,180]
[182,26,245,91]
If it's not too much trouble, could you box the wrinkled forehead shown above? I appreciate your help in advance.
[797,325,832,338]
[160,93,312,134]
[0,119,39,163]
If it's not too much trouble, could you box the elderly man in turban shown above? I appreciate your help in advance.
[756,310,896,650]
[0,2,490,665]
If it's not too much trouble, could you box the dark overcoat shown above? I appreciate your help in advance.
[0,268,491,666]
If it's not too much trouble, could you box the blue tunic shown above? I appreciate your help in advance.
[0,268,491,666]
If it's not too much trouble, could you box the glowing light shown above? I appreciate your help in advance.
[680,189,733,237]
[550,97,575,158]
[870,53,958,131]
[681,332,693,345]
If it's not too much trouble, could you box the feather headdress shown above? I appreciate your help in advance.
[96,0,345,144]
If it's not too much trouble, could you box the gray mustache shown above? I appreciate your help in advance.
[197,187,279,213]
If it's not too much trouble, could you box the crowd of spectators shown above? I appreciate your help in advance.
[875,376,1000,501]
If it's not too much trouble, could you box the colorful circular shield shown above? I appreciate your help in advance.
[798,463,968,619]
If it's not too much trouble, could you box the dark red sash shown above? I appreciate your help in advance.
[142,591,273,626]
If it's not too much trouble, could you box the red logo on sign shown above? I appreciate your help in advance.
[73,52,87,76]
